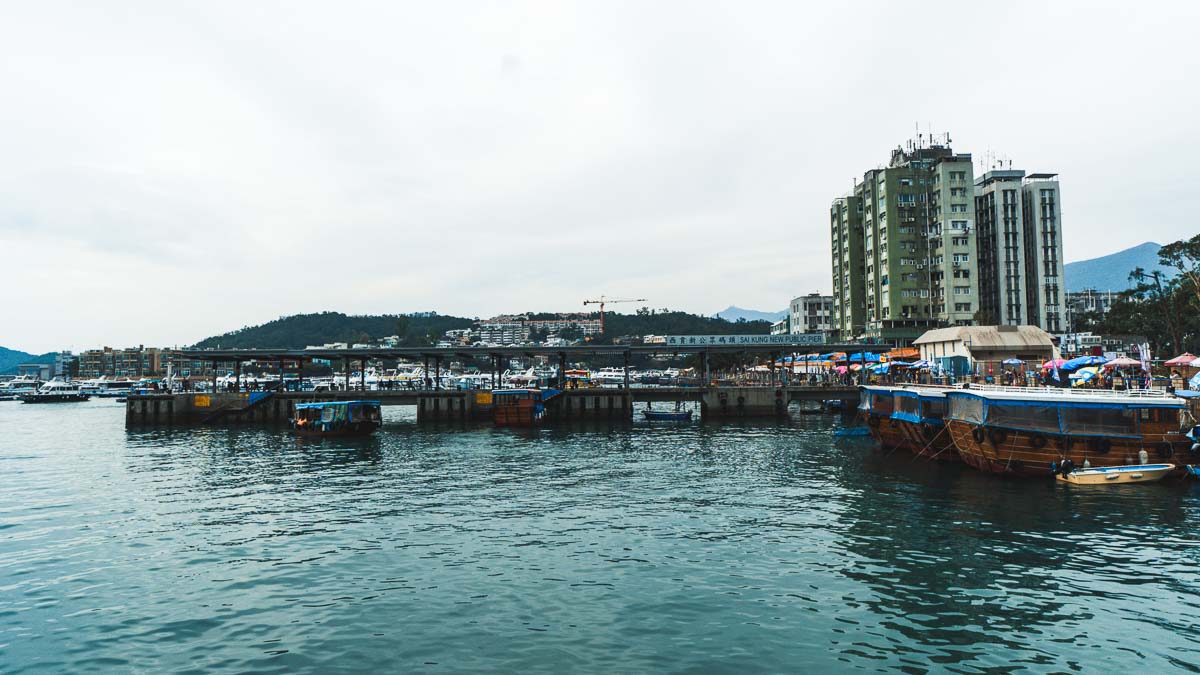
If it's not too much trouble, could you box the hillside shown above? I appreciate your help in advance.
[605,310,772,337]
[191,310,771,349]
[192,312,475,349]
[0,347,57,375]
[1064,242,1174,292]
[713,306,787,323]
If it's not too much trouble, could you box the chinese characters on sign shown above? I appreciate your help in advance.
[663,334,827,347]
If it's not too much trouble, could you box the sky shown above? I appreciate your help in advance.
[3,1,1199,353]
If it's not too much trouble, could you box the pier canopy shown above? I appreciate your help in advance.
[173,342,881,364]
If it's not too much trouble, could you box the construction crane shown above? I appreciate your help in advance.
[583,295,647,335]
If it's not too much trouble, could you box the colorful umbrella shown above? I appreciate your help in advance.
[1002,358,1025,366]
[1070,366,1101,386]
[1041,358,1067,369]
[1165,353,1197,367]
[1062,355,1108,370]
[1103,357,1141,369]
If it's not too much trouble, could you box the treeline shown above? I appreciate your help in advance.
[1076,234,1200,355]
[191,309,770,350]
[603,309,771,339]
[192,312,474,349]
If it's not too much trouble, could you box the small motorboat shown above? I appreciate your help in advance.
[1056,463,1175,485]
[834,427,872,438]
[643,409,693,422]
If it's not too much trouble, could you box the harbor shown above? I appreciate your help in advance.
[4,396,1200,671]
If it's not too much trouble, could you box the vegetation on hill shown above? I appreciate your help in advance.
[191,308,772,350]
[1074,235,1200,355]
[0,347,56,375]
[192,312,474,349]
[1063,241,1174,292]
[604,308,771,340]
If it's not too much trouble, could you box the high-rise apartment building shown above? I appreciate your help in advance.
[974,170,1066,332]
[830,195,865,339]
[830,138,977,343]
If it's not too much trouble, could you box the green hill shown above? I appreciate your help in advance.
[0,347,58,375]
[192,312,474,349]
[191,310,772,350]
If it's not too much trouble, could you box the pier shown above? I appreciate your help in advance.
[124,342,872,426]
[125,385,860,426]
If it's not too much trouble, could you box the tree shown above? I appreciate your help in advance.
[1159,234,1200,307]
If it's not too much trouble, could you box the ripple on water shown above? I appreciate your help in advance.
[1,402,1199,671]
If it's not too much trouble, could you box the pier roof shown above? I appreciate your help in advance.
[175,343,880,363]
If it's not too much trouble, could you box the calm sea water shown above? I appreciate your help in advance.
[2,399,1199,672]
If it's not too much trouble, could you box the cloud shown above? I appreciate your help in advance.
[2,0,1199,352]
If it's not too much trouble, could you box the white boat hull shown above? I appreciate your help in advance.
[1057,464,1175,485]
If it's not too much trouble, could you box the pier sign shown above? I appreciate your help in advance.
[663,334,827,347]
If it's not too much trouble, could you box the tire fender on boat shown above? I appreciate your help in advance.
[1029,433,1048,449]
[971,426,986,444]
[987,428,1008,447]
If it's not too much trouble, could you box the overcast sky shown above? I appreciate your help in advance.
[3,1,1198,353]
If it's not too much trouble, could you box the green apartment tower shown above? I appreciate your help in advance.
[830,137,978,343]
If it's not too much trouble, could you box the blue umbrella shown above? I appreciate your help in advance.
[1002,358,1024,366]
[1062,355,1107,370]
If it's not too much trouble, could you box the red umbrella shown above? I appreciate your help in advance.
[1165,353,1197,367]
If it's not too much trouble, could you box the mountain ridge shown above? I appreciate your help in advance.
[1064,242,1174,293]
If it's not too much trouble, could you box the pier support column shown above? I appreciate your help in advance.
[360,359,366,392]
[435,357,442,390]
[558,352,566,389]
[623,351,630,390]
[344,358,350,391]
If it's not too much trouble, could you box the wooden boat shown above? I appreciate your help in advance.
[290,400,381,436]
[860,386,911,451]
[1057,463,1175,485]
[492,389,546,427]
[891,386,959,462]
[643,409,692,421]
[944,385,1190,477]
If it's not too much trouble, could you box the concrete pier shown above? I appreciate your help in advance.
[124,386,859,427]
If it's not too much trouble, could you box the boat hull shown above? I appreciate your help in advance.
[292,422,379,437]
[21,394,91,403]
[895,419,959,461]
[1057,463,1175,485]
[946,420,1190,477]
[643,411,692,421]
[866,413,912,451]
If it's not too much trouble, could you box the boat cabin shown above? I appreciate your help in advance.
[492,389,547,427]
[291,400,382,435]
[945,388,1183,440]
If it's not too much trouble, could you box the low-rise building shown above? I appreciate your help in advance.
[770,319,788,335]
[789,293,833,335]
[914,325,1059,373]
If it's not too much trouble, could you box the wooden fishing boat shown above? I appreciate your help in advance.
[859,386,911,451]
[290,400,382,436]
[1056,463,1175,485]
[944,385,1190,477]
[891,386,959,461]
[492,389,546,427]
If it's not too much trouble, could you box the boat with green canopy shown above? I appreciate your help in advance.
[290,400,382,436]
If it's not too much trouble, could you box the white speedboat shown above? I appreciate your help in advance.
[0,375,43,397]
[1056,463,1175,485]
[21,379,90,403]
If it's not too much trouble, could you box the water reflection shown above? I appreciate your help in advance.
[1,400,1199,672]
